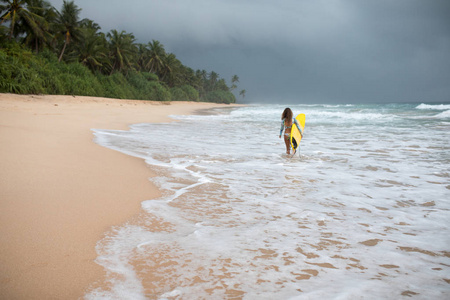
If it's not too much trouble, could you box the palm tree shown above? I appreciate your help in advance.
[180,66,198,89]
[161,53,181,87]
[196,69,207,82]
[136,43,149,72]
[215,78,229,91]
[195,69,207,99]
[107,29,137,74]
[56,0,81,62]
[239,89,246,99]
[22,0,55,53]
[146,39,166,75]
[207,71,219,92]
[0,0,46,40]
[231,74,239,90]
[75,19,107,72]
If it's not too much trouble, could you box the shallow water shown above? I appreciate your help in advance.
[88,103,450,299]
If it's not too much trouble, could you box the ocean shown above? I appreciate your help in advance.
[88,103,449,299]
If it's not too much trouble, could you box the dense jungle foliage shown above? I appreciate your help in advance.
[0,0,246,103]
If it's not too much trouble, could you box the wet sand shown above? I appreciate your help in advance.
[0,93,240,299]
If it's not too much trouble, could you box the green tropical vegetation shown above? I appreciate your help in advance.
[0,0,246,103]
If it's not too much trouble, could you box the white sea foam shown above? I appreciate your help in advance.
[435,110,450,119]
[88,103,450,299]
[416,103,450,110]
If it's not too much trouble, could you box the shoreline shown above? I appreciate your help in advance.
[0,93,242,299]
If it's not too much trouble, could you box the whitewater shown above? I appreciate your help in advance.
[87,103,450,299]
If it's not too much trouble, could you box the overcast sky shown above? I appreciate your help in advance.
[47,0,450,104]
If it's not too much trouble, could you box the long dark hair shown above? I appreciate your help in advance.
[281,108,293,126]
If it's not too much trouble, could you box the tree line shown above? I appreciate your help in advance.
[0,0,246,103]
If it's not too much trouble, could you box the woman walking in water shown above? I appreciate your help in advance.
[279,108,302,155]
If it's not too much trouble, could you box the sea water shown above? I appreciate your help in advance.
[87,103,450,299]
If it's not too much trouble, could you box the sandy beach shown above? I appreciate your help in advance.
[0,93,239,299]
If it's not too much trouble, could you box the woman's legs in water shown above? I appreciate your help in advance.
[284,136,291,154]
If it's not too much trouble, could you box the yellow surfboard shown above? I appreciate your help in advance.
[290,114,305,152]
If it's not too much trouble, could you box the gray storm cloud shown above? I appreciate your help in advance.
[47,0,450,103]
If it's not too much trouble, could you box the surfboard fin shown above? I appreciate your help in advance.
[292,138,298,150]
